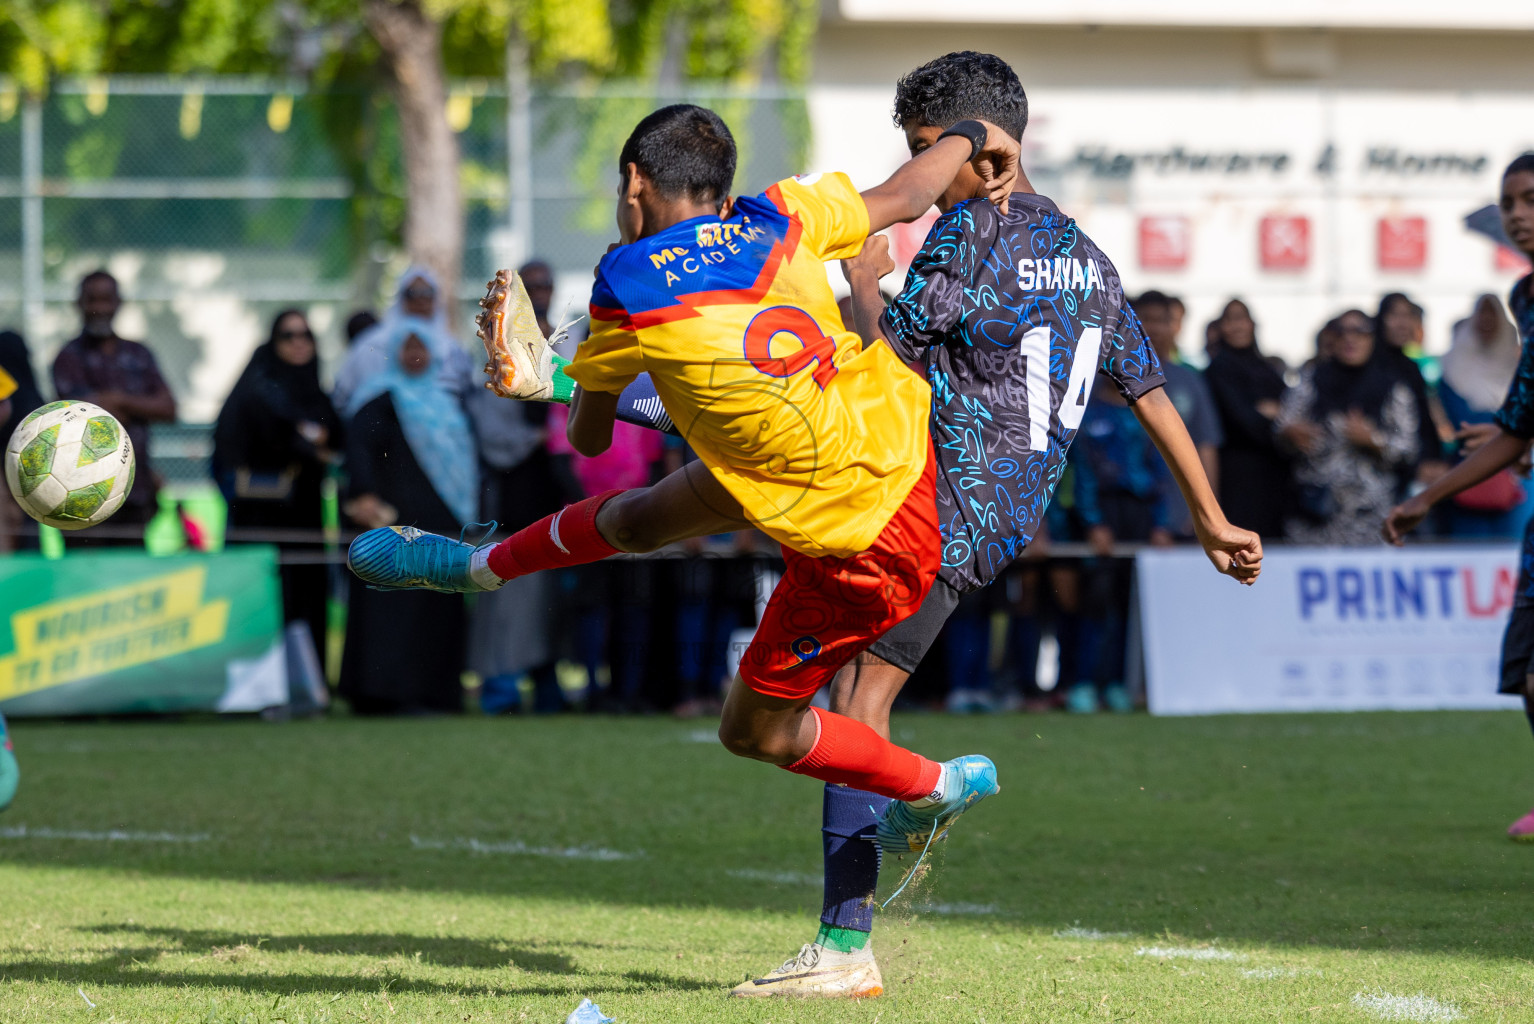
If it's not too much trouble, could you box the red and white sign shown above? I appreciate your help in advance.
[1259,215,1310,271]
[1377,216,1428,271]
[889,210,940,269]
[1495,244,1532,275]
[1139,215,1190,270]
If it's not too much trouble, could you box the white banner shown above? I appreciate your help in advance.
[1137,545,1526,715]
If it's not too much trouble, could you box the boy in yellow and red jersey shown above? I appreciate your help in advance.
[349,104,1019,855]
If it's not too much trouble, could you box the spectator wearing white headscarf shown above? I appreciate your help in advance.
[339,316,478,715]
[1440,294,1533,538]
[332,264,476,417]
[1442,295,1522,418]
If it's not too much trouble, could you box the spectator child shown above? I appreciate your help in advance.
[1069,376,1176,712]
[1133,290,1222,537]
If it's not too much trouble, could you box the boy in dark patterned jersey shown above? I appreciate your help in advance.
[732,52,1264,999]
[1385,152,1534,843]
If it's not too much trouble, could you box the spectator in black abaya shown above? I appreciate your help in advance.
[213,309,341,673]
[1375,292,1443,490]
[0,330,45,552]
[0,330,44,439]
[1276,310,1419,545]
[1203,299,1291,539]
[340,318,477,715]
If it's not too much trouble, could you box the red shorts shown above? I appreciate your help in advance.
[739,443,940,701]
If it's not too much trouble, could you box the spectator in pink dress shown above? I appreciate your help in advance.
[547,407,666,711]
[547,406,665,494]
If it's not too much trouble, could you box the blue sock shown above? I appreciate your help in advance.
[615,374,679,436]
[821,784,889,933]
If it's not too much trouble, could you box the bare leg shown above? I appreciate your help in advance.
[717,681,819,764]
[716,618,913,760]
[826,651,908,734]
[716,669,938,801]
[596,460,747,552]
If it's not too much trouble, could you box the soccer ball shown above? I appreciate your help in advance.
[4,400,136,530]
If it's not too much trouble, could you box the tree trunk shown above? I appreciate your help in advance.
[362,0,462,325]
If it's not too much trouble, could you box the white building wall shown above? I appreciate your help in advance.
[807,17,1534,365]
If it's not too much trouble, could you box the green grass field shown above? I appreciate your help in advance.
[2,711,1532,1023]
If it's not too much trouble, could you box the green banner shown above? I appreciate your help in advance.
[0,547,284,717]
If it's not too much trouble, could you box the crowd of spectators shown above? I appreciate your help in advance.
[2,268,1530,716]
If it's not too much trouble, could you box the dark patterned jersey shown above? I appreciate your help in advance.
[1491,274,1534,605]
[879,192,1164,592]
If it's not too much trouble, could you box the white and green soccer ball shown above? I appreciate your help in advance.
[4,400,136,530]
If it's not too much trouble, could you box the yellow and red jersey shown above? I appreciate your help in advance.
[566,172,932,558]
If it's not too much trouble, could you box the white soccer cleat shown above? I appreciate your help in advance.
[476,269,557,401]
[728,942,884,999]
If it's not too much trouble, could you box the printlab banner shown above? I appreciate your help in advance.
[0,547,285,717]
[1137,545,1527,715]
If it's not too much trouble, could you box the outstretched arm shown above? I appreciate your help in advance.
[567,386,620,458]
[859,120,1019,232]
[1382,428,1528,543]
[1131,387,1262,584]
[842,235,896,350]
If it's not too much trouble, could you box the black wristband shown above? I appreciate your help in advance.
[937,119,987,161]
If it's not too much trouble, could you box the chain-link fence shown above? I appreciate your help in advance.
[0,76,807,434]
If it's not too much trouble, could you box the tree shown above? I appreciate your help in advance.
[2,0,819,300]
[360,0,462,296]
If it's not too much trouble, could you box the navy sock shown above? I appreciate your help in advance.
[615,374,680,436]
[821,783,889,932]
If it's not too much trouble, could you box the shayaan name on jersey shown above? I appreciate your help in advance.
[1018,256,1103,293]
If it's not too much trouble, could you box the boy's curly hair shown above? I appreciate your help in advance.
[892,51,1029,141]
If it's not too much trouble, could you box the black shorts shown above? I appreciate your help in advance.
[864,577,963,673]
[1500,604,1534,696]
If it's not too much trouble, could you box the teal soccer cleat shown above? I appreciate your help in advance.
[876,754,998,856]
[347,525,487,593]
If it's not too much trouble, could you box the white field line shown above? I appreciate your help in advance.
[1055,927,1131,940]
[726,868,821,886]
[0,824,211,843]
[684,730,717,744]
[1135,945,1247,961]
[1243,967,1323,978]
[409,835,641,862]
[1351,993,1463,1022]
[917,902,1000,916]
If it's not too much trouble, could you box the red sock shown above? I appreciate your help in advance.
[782,708,942,801]
[486,489,625,580]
